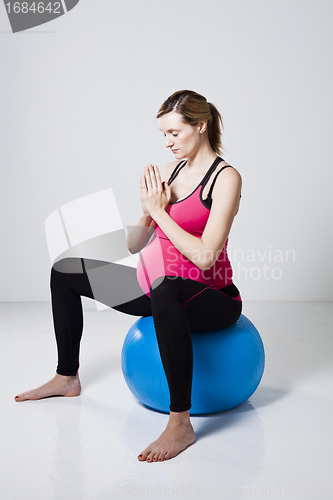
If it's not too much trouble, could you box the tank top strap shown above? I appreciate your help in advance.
[167,160,187,185]
[200,157,224,188]
[206,165,235,199]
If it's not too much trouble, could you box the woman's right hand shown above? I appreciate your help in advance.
[140,187,150,217]
[140,165,152,217]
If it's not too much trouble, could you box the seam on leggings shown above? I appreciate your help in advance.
[182,287,214,307]
[57,274,74,374]
[182,286,241,307]
[217,290,242,302]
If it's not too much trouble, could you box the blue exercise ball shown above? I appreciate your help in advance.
[121,314,265,415]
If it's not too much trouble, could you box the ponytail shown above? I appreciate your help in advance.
[207,102,224,156]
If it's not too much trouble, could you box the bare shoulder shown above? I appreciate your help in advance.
[221,161,242,178]
[160,160,182,183]
[210,162,242,217]
[216,162,242,191]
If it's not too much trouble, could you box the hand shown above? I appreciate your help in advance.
[140,175,151,218]
[140,164,171,219]
[139,164,153,217]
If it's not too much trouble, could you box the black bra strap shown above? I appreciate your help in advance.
[166,157,244,201]
[207,165,234,199]
[167,160,187,185]
[200,157,224,187]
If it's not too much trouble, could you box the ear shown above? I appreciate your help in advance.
[197,121,207,134]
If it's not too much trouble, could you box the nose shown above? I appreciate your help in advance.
[165,135,174,149]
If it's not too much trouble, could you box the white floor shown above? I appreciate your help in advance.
[0,301,332,500]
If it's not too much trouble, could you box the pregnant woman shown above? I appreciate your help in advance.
[15,90,242,463]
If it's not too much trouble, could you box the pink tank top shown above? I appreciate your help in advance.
[136,157,241,301]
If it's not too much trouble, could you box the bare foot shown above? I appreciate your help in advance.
[138,411,195,462]
[14,373,81,402]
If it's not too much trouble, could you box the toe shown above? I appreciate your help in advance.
[137,451,148,461]
[138,446,151,461]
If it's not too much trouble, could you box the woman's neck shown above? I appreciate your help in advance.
[184,143,218,174]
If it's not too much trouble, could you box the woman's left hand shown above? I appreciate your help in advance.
[140,164,171,219]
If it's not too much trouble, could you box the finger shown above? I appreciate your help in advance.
[140,174,147,192]
[145,164,153,177]
[152,165,160,183]
[146,167,156,191]
[139,175,143,194]
[150,165,161,190]
[156,166,165,191]
[153,165,160,178]
[145,169,152,186]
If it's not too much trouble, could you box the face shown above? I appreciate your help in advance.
[158,111,206,160]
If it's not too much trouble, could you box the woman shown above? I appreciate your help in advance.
[15,90,242,463]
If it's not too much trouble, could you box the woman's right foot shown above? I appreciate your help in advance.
[14,373,81,402]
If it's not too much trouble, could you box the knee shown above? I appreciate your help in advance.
[50,262,67,290]
[52,258,84,275]
[50,258,83,291]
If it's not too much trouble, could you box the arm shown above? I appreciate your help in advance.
[152,167,242,270]
[127,214,156,254]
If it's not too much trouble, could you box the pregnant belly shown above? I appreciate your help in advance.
[136,235,201,298]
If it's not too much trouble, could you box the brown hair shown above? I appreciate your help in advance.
[157,90,225,156]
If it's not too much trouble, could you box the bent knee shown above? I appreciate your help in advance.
[52,258,85,275]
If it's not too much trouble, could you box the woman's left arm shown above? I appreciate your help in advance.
[143,164,242,271]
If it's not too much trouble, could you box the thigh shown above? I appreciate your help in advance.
[185,288,242,331]
[165,277,242,332]
[53,257,152,317]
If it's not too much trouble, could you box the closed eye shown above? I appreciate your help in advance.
[160,130,179,137]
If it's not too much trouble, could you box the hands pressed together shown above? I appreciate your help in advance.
[140,164,171,219]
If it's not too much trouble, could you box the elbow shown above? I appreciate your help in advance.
[126,239,133,254]
[196,241,215,271]
[199,257,213,271]
[127,244,138,255]
[200,261,212,272]
[199,249,223,271]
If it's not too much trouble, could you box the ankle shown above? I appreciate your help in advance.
[168,410,191,427]
[55,373,79,382]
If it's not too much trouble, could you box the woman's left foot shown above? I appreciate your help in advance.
[138,420,195,462]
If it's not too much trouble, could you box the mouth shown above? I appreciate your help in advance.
[172,149,179,154]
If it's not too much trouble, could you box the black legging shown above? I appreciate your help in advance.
[50,257,242,412]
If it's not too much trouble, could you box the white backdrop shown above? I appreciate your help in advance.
[1,0,332,301]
